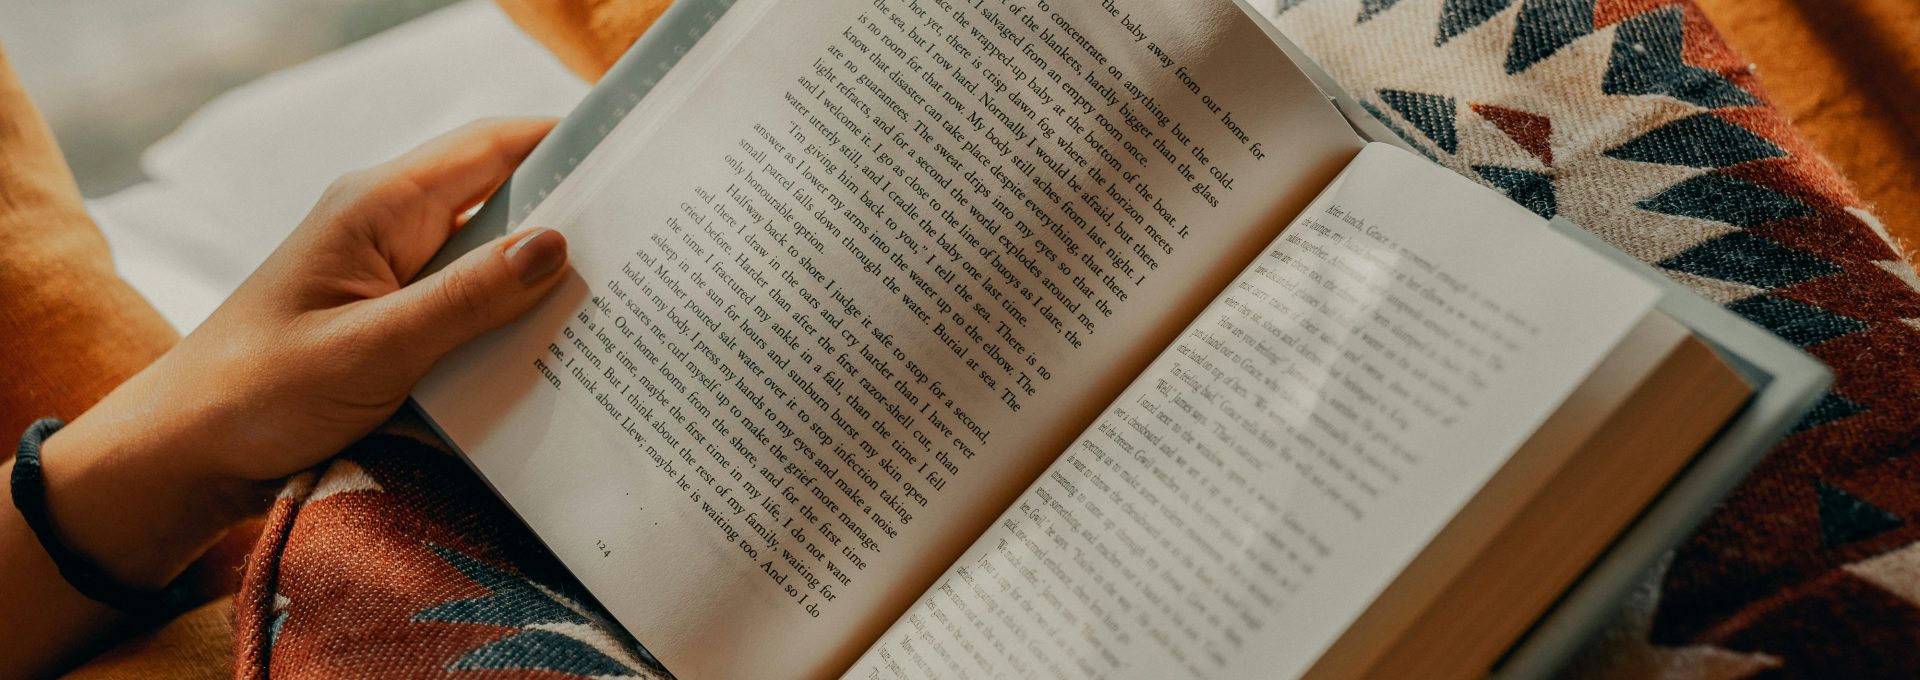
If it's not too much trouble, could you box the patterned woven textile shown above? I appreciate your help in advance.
[232,417,670,680]
[236,0,1920,677]
[1262,1,1920,675]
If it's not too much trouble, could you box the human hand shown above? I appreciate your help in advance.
[34,118,570,588]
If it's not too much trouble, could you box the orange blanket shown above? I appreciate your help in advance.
[0,45,177,438]
[1697,0,1920,268]
[495,0,673,84]
[0,44,244,680]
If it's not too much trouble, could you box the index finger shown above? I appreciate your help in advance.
[380,117,557,221]
[353,118,557,283]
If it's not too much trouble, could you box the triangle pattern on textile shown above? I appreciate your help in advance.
[1361,101,1440,160]
[1726,294,1868,347]
[1663,270,1765,305]
[1603,7,1757,108]
[414,545,590,629]
[1437,0,1518,44]
[1657,232,1840,290]
[1270,0,1314,16]
[1875,260,1920,296]
[1817,481,1905,549]
[1505,0,1594,74]
[1472,104,1554,165]
[1844,541,1920,609]
[449,629,641,678]
[1637,174,1813,228]
[1606,113,1785,168]
[1359,0,1410,23]
[266,594,291,651]
[1474,166,1558,217]
[1380,89,1459,154]
[1594,0,1686,27]
[308,459,385,503]
[414,545,661,678]
[1795,392,1868,433]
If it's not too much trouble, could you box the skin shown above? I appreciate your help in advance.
[0,118,571,679]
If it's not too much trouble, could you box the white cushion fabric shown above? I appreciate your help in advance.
[89,0,587,332]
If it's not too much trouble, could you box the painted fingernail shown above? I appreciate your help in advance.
[506,227,567,285]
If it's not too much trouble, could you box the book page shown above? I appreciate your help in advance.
[844,143,1663,679]
[414,1,1362,678]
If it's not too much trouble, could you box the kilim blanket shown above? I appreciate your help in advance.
[234,0,1920,677]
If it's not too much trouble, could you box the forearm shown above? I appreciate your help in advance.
[0,469,119,679]
[0,369,270,678]
[0,115,565,677]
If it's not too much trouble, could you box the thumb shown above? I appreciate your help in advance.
[376,226,570,363]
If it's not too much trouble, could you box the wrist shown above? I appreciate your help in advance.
[31,372,272,591]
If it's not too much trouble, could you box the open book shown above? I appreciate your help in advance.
[415,1,1823,678]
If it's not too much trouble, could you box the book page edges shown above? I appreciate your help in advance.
[1302,311,1753,679]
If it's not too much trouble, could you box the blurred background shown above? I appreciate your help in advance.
[0,0,462,197]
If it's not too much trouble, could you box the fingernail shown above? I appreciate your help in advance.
[506,227,567,285]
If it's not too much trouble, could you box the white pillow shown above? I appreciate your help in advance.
[88,0,588,332]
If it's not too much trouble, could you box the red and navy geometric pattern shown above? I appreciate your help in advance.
[237,1,1920,677]
[235,427,672,679]
[1262,0,1920,676]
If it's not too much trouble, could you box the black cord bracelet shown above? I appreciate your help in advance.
[13,418,191,618]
